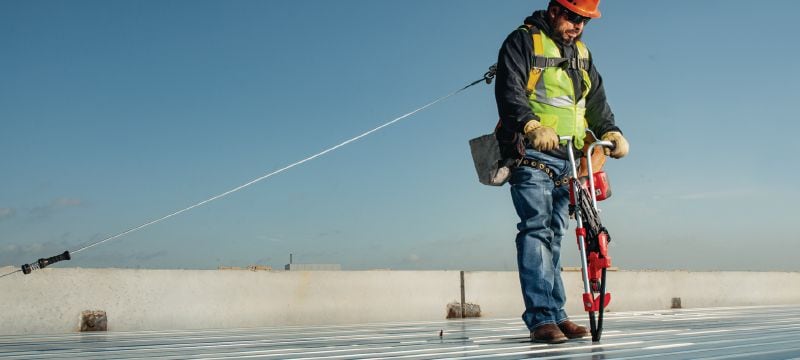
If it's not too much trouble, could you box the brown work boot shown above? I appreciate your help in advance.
[558,320,589,339]
[531,324,568,344]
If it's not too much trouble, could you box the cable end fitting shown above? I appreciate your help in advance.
[21,251,71,275]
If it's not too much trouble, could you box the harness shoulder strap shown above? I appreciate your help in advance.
[526,25,545,57]
[575,40,590,66]
[521,25,545,94]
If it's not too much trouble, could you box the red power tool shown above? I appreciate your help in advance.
[562,133,615,342]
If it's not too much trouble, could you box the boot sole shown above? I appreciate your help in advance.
[532,337,568,344]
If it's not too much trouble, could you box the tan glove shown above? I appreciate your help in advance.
[524,120,559,151]
[601,131,629,159]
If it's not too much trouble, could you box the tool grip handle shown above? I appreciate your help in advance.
[594,139,615,151]
[21,251,71,274]
[38,251,71,269]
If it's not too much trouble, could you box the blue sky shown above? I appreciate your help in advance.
[1,0,798,272]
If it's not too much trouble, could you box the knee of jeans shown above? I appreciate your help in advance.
[517,216,551,236]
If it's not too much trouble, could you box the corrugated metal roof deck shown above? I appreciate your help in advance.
[1,305,799,359]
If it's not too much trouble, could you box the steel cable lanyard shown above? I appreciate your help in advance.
[0,66,498,280]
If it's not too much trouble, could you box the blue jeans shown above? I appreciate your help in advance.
[509,149,571,330]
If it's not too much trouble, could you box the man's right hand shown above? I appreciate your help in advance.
[523,120,559,151]
[601,131,629,159]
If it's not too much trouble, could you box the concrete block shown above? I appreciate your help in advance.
[80,310,107,332]
[671,297,682,309]
[446,302,481,319]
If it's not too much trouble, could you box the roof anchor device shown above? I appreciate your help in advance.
[21,251,71,275]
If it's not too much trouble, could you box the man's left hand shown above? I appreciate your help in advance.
[601,131,629,159]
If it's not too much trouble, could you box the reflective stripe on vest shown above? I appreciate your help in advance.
[522,26,592,149]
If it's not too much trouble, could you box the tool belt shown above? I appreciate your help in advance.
[469,132,578,188]
[518,158,570,187]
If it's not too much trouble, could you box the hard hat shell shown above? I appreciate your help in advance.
[554,0,601,19]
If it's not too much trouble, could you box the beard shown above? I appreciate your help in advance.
[554,25,583,45]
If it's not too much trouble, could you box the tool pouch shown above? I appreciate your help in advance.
[469,133,515,186]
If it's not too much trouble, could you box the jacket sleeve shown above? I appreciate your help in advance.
[585,52,621,137]
[495,29,538,134]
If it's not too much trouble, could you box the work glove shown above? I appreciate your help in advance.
[523,120,559,152]
[601,131,629,159]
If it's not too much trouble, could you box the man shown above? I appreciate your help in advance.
[494,0,629,343]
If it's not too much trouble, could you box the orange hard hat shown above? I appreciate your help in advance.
[554,0,601,19]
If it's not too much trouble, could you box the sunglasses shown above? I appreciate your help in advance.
[559,7,591,25]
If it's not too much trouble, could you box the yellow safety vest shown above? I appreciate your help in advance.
[522,26,592,149]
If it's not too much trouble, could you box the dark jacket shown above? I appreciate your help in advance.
[494,10,620,159]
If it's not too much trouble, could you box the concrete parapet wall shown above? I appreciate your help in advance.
[0,267,461,335]
[1,267,798,335]
[464,270,800,319]
[607,271,800,310]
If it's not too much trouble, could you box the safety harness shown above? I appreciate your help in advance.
[517,25,590,187]
[522,24,590,95]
